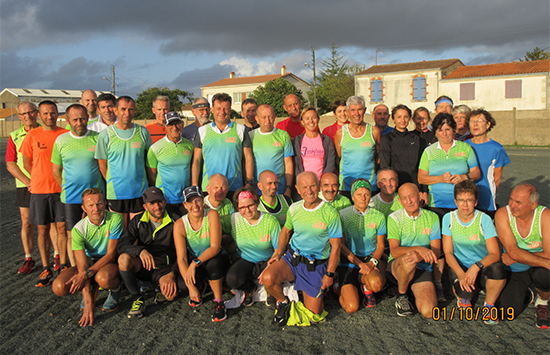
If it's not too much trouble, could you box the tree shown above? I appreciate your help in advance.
[307,42,364,114]
[520,47,550,61]
[249,78,305,117]
[135,87,193,121]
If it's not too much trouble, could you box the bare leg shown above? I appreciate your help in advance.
[209,279,224,300]
[303,292,324,315]
[37,224,51,268]
[485,279,506,305]
[55,222,68,266]
[411,281,437,318]
[66,230,76,267]
[52,266,78,296]
[95,263,120,290]
[50,223,59,255]
[392,258,418,294]
[262,260,294,302]
[339,284,359,313]
[19,207,34,256]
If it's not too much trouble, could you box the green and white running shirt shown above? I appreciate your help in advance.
[258,194,290,227]
[146,136,193,204]
[339,123,377,191]
[51,130,104,204]
[95,124,152,200]
[285,200,343,260]
[319,193,352,212]
[387,208,441,271]
[442,210,497,268]
[505,205,546,272]
[183,210,212,258]
[229,212,281,263]
[339,206,387,268]
[72,211,123,258]
[368,193,403,218]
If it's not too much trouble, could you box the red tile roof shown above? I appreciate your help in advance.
[356,59,463,75]
[443,60,550,79]
[202,73,310,88]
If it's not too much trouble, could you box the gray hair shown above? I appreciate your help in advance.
[346,95,366,110]
[193,97,209,105]
[451,104,472,118]
[152,95,170,107]
[515,182,540,204]
[17,101,37,112]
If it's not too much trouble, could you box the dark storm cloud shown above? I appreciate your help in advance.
[2,0,548,56]
[170,64,234,98]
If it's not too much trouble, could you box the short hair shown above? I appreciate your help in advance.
[300,107,319,121]
[515,182,540,204]
[81,187,104,201]
[346,95,365,109]
[152,95,170,107]
[451,105,472,127]
[241,98,257,111]
[432,113,456,132]
[17,101,37,113]
[66,103,87,117]
[97,93,116,105]
[412,107,430,122]
[391,104,412,119]
[232,186,260,209]
[470,108,497,132]
[434,95,453,107]
[208,173,228,186]
[193,97,209,105]
[376,167,399,183]
[454,180,479,200]
[331,100,347,114]
[212,93,232,105]
[38,100,58,111]
[116,96,135,107]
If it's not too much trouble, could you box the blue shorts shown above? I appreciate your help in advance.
[283,250,327,298]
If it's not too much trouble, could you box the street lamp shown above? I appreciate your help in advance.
[304,47,317,110]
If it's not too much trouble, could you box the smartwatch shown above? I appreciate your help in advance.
[325,271,335,278]
[85,269,95,279]
[475,261,484,270]
[192,258,202,266]
[369,257,379,267]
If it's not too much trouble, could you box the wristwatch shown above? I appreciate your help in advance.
[369,257,379,266]
[192,258,202,266]
[85,269,95,279]
[475,261,484,270]
[325,271,335,278]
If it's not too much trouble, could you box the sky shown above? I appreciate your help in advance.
[1,0,548,100]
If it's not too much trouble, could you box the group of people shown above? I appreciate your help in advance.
[6,89,548,329]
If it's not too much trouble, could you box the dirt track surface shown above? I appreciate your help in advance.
[1,139,549,354]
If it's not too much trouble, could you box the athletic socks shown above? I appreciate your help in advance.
[120,270,140,295]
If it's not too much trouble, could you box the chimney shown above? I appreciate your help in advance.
[281,66,287,75]
[230,72,235,78]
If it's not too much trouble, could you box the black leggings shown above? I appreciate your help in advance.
[497,267,550,320]
[225,258,267,291]
[448,262,506,299]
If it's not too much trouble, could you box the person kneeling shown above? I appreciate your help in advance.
[52,188,122,327]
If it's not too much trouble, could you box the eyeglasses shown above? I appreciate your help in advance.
[470,119,487,125]
[238,204,256,212]
[456,198,476,204]
[18,110,37,116]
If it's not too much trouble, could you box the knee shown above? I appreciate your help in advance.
[340,297,359,314]
[225,270,242,290]
[261,270,276,288]
[118,253,132,271]
[368,278,384,293]
[52,277,68,297]
[419,305,434,319]
[95,269,119,289]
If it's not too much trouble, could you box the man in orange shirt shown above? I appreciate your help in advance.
[275,94,304,140]
[145,96,170,143]
[20,100,69,287]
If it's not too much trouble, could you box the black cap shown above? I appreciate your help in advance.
[143,187,166,203]
[165,111,183,125]
[183,186,202,202]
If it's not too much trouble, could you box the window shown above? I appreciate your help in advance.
[460,83,475,100]
[232,92,243,104]
[413,77,426,100]
[371,79,382,102]
[505,80,522,99]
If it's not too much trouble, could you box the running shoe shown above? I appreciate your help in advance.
[272,301,290,326]
[154,290,167,305]
[395,295,413,317]
[535,304,549,329]
[457,298,472,309]
[244,284,257,307]
[103,287,121,311]
[53,255,60,272]
[362,285,376,308]
[128,296,145,319]
[435,282,446,302]
[18,258,35,274]
[212,301,227,322]
[483,304,499,325]
[35,268,53,287]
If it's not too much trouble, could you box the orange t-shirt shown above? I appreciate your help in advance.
[19,126,68,194]
[145,122,166,144]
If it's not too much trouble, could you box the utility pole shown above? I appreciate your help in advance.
[304,47,317,110]
[103,65,116,95]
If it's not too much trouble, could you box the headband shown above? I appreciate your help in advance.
[238,191,255,201]
[351,180,371,196]
[192,103,210,109]
[435,98,453,108]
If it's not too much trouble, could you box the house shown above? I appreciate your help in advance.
[354,59,464,111]
[440,60,550,111]
[201,66,311,112]
[0,88,110,118]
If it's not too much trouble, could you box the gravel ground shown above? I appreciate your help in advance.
[1,139,548,354]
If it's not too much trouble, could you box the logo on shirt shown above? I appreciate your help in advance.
[200,231,208,239]
[422,228,432,235]
[272,141,282,147]
[183,150,192,155]
[528,241,542,249]
[37,142,48,150]
[225,137,237,143]
[455,152,465,157]
[88,145,96,152]
[131,142,142,148]
[361,141,372,147]
[468,234,480,241]
[259,234,271,242]
[313,221,327,230]
[365,223,377,229]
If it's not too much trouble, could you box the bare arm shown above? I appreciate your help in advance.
[269,226,292,262]
[146,167,157,187]
[98,159,107,180]
[52,163,63,188]
[389,238,438,264]
[191,147,202,187]
[372,125,381,168]
[493,166,504,189]
[243,146,254,182]
[334,128,342,158]
[418,168,449,185]
[284,156,293,197]
[23,155,32,177]
[6,161,30,187]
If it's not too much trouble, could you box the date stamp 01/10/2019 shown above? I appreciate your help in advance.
[432,306,515,321]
